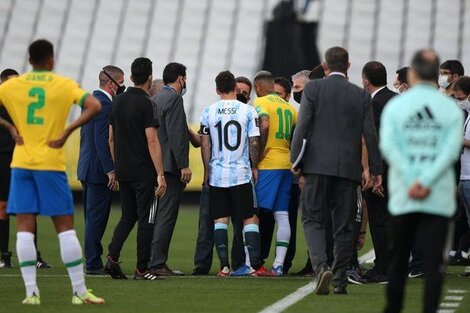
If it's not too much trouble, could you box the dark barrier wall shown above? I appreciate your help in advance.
[262,19,321,79]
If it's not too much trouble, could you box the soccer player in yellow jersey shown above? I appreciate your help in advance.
[253,71,297,276]
[0,39,105,305]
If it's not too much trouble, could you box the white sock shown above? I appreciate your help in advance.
[273,211,291,268]
[242,232,251,267]
[462,251,469,259]
[17,232,39,297]
[58,230,87,296]
[449,250,457,257]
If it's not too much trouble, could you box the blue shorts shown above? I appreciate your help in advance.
[255,170,292,212]
[7,169,74,216]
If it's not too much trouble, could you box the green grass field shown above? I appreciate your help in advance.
[0,204,469,313]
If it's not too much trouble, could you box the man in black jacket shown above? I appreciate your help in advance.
[148,62,191,276]
[360,61,397,284]
[291,47,383,295]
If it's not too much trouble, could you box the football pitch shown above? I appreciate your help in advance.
[0,205,469,313]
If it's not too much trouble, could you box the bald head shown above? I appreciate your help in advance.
[253,70,274,97]
[148,79,164,97]
[409,49,440,86]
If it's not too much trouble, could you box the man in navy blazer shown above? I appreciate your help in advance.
[78,66,124,274]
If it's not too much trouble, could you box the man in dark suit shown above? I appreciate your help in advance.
[360,61,397,284]
[148,62,191,276]
[78,66,124,275]
[291,47,383,295]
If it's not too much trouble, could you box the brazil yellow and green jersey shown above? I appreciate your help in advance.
[0,71,89,171]
[254,94,297,170]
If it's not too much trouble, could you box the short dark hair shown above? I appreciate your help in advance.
[162,62,186,85]
[0,68,19,82]
[454,76,470,96]
[411,49,440,81]
[215,70,236,94]
[396,67,410,84]
[253,70,274,83]
[236,76,252,93]
[440,60,464,76]
[274,77,292,95]
[28,39,54,66]
[308,64,325,80]
[99,65,124,86]
[362,61,387,87]
[325,47,349,73]
[131,57,152,85]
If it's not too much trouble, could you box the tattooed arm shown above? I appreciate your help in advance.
[258,115,269,161]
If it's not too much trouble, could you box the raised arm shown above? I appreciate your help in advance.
[48,95,101,148]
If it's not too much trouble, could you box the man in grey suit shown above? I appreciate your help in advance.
[291,47,383,295]
[149,62,192,276]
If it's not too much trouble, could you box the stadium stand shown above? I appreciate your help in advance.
[0,0,469,123]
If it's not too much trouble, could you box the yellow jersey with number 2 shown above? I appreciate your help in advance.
[254,94,297,170]
[0,71,89,172]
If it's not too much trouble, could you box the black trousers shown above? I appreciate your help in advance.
[384,213,450,313]
[259,183,299,272]
[302,174,357,288]
[108,180,154,271]
[452,195,469,251]
[364,190,389,274]
[149,173,185,269]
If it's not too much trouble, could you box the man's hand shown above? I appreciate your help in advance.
[107,172,118,191]
[180,167,192,184]
[299,175,305,192]
[156,176,167,197]
[408,182,431,200]
[9,126,23,145]
[362,168,372,191]
[291,167,302,176]
[252,168,258,185]
[48,130,70,149]
[372,175,384,197]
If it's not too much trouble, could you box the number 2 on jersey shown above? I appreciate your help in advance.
[275,108,293,140]
[27,87,45,125]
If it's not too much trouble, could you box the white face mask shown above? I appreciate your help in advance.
[393,84,403,95]
[457,96,470,111]
[438,74,451,89]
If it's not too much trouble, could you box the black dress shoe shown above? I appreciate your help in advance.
[104,257,127,279]
[333,286,347,295]
[191,267,209,276]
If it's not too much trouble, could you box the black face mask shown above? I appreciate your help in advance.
[115,84,126,95]
[102,68,125,96]
[293,90,303,103]
[237,93,248,104]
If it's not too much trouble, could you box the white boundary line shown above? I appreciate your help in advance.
[437,289,466,313]
[257,282,316,313]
